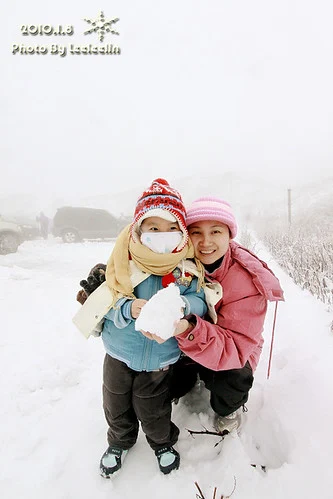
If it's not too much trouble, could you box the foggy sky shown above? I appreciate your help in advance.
[2,0,333,202]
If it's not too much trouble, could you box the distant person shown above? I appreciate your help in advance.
[73,179,207,477]
[36,212,49,239]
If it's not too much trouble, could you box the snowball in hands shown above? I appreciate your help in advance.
[135,283,184,340]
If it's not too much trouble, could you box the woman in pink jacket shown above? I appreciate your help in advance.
[167,197,284,433]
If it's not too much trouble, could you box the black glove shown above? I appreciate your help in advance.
[79,263,106,296]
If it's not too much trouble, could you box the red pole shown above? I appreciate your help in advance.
[267,302,278,379]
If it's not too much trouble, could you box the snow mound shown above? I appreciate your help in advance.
[135,283,184,340]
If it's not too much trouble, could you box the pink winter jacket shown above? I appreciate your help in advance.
[176,241,284,372]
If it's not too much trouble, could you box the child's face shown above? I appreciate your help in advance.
[140,216,180,233]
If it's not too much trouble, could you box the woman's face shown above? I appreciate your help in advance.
[188,220,230,265]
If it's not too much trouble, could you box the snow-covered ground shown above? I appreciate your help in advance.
[1,237,332,499]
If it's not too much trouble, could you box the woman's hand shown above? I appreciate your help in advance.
[140,330,166,344]
[131,299,148,319]
[173,319,191,336]
[139,318,192,343]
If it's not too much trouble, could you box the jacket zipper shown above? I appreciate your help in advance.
[141,275,160,371]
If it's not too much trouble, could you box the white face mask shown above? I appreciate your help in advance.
[140,231,183,254]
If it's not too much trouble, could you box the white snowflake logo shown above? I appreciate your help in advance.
[83,11,119,42]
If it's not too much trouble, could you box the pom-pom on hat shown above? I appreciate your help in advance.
[186,196,238,239]
[130,178,188,250]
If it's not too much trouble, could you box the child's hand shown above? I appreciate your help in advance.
[131,299,148,319]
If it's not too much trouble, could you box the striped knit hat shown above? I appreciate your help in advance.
[186,196,238,239]
[130,178,188,249]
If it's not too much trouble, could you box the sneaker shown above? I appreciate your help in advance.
[99,447,128,478]
[214,408,242,434]
[155,446,180,474]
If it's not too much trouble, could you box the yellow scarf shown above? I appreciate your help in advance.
[106,225,205,306]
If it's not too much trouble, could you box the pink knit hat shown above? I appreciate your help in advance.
[186,196,238,239]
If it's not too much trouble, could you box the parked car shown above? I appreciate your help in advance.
[19,223,41,241]
[52,206,128,243]
[0,218,23,254]
[9,216,41,241]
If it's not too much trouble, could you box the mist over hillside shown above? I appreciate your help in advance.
[1,172,332,227]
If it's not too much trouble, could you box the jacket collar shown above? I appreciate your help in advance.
[207,241,284,302]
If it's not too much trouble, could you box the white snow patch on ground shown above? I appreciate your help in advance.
[1,237,333,498]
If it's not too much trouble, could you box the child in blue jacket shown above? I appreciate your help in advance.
[76,179,206,477]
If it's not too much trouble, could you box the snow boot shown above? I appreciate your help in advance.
[99,447,128,478]
[214,408,242,434]
[155,446,180,474]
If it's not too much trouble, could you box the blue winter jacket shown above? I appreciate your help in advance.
[102,274,207,372]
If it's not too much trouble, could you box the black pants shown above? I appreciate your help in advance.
[102,354,179,451]
[169,355,254,417]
